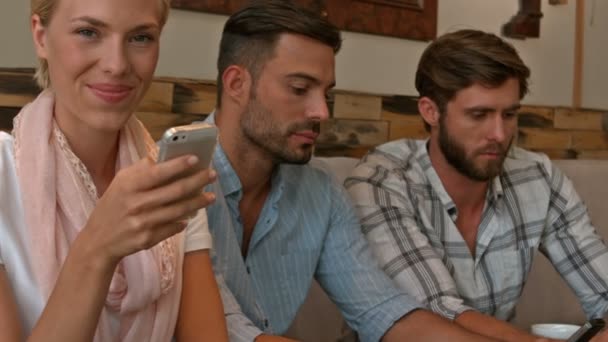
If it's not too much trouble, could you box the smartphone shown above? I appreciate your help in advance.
[567,319,606,342]
[157,123,218,172]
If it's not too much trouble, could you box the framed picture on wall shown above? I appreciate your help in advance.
[170,0,437,41]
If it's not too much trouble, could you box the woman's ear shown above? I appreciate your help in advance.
[220,65,252,108]
[418,96,441,129]
[31,14,49,59]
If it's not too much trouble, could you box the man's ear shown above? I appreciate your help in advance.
[221,65,252,107]
[31,14,49,59]
[418,96,441,129]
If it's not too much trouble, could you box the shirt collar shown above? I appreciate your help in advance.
[416,140,458,217]
[205,112,243,197]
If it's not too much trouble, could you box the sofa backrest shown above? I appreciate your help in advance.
[285,157,608,341]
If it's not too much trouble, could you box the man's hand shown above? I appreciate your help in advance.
[591,329,608,341]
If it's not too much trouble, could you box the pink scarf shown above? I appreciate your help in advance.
[13,90,184,341]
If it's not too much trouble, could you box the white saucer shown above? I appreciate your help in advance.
[531,323,581,339]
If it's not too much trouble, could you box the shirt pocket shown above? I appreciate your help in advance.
[490,247,535,315]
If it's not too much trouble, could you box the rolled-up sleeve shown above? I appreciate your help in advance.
[541,164,608,319]
[215,273,264,342]
[345,154,474,321]
[315,179,423,342]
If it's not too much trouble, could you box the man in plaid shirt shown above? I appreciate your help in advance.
[346,29,608,342]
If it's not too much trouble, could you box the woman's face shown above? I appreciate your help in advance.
[32,0,162,133]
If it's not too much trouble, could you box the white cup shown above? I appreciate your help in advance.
[531,323,581,339]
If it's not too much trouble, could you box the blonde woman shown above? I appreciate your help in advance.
[0,0,228,341]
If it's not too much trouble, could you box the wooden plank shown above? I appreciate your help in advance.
[314,145,371,159]
[0,68,36,75]
[517,128,571,149]
[172,82,217,114]
[553,109,605,130]
[382,95,419,115]
[518,106,554,128]
[138,82,174,112]
[333,93,382,120]
[318,119,389,147]
[136,112,207,140]
[0,107,20,132]
[381,110,428,141]
[577,150,608,160]
[571,131,608,150]
[532,149,578,160]
[0,72,39,107]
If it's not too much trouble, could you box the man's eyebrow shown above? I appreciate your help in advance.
[464,106,494,113]
[464,104,521,112]
[286,73,336,89]
[505,104,521,111]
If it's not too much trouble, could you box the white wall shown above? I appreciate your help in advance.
[583,0,608,110]
[0,0,586,108]
[0,1,36,68]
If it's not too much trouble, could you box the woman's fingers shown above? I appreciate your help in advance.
[130,168,217,214]
[157,192,214,224]
[122,194,212,250]
[126,155,201,191]
[133,192,214,233]
[84,155,217,260]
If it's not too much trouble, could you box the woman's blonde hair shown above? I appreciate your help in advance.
[31,0,171,89]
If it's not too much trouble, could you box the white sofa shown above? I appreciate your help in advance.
[284,157,608,342]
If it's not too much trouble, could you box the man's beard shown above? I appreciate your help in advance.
[438,122,510,182]
[240,97,320,164]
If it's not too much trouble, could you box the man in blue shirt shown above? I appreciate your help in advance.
[205,1,497,341]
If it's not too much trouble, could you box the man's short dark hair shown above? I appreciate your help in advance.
[216,0,342,107]
[415,29,531,131]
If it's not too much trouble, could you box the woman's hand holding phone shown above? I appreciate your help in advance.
[73,154,217,269]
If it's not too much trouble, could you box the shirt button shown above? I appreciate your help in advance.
[264,319,269,328]
[246,266,251,274]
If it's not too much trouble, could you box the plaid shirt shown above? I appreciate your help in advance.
[345,139,608,321]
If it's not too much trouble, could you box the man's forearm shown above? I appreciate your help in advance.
[382,309,500,342]
[455,310,560,342]
[254,335,298,342]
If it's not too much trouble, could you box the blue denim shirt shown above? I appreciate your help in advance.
[205,116,421,342]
